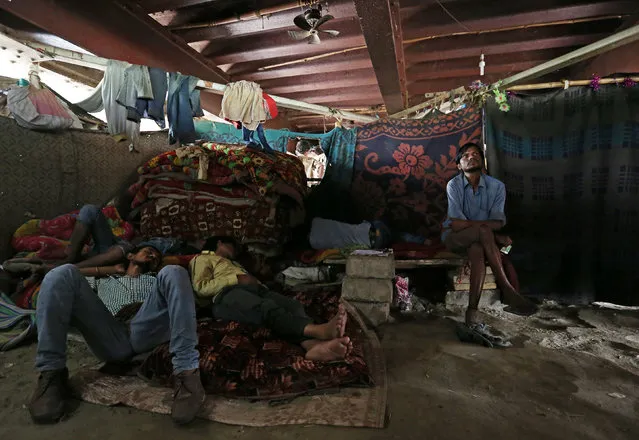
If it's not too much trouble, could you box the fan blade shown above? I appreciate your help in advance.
[319,29,340,36]
[313,14,334,29]
[288,30,312,40]
[293,13,313,31]
[307,33,321,44]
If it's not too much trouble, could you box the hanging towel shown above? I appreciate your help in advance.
[220,80,267,130]
[263,92,278,119]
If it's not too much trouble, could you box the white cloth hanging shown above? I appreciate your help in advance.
[219,80,267,130]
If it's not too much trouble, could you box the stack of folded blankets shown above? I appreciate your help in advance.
[128,142,307,247]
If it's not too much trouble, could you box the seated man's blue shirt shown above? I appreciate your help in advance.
[441,173,507,241]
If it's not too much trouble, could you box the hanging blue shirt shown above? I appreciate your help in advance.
[441,173,507,241]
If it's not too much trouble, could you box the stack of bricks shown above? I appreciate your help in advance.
[445,264,501,308]
[341,250,395,327]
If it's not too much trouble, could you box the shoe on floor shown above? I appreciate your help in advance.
[172,369,205,425]
[28,368,70,424]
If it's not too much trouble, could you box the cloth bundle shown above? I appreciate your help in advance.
[7,71,82,131]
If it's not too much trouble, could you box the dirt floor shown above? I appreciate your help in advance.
[1,305,639,440]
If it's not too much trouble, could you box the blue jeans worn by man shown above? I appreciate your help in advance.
[29,261,204,426]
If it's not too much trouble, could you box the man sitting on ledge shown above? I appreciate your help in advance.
[442,142,538,344]
[28,244,204,426]
[190,236,351,361]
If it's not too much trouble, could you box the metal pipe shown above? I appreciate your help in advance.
[198,81,376,123]
[500,22,639,87]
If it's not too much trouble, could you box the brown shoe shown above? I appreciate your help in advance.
[28,368,69,424]
[172,369,205,425]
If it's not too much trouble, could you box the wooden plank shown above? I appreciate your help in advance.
[323,258,466,268]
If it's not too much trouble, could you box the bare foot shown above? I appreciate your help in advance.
[305,337,350,362]
[304,304,347,340]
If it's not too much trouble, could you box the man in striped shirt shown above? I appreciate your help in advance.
[28,245,204,426]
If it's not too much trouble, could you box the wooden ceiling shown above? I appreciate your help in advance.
[1,0,638,132]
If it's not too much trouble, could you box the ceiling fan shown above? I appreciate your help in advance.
[288,5,340,45]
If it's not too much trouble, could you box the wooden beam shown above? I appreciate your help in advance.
[402,0,635,41]
[0,0,229,83]
[406,34,606,64]
[353,0,407,113]
[174,1,357,42]
[500,22,639,87]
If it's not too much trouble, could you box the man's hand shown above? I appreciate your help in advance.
[113,263,127,275]
[495,234,512,247]
[237,274,260,285]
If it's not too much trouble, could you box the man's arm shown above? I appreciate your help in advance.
[447,179,506,232]
[77,264,125,277]
[450,219,503,232]
[74,245,127,268]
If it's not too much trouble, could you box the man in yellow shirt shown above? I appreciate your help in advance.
[189,236,351,362]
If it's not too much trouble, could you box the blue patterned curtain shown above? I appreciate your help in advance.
[351,108,482,235]
[485,85,639,305]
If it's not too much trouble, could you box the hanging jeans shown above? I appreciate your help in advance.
[167,73,204,145]
[131,67,168,128]
[242,123,274,153]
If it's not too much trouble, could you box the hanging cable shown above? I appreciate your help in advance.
[435,0,472,32]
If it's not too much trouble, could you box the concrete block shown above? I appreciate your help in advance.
[351,301,390,327]
[346,250,395,279]
[445,290,501,309]
[342,276,393,303]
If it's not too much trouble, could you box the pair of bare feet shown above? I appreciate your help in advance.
[302,304,352,362]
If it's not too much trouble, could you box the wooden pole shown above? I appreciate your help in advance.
[507,76,639,91]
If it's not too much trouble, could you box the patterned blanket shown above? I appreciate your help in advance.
[139,286,372,399]
[139,196,291,244]
[11,205,133,261]
[128,143,307,208]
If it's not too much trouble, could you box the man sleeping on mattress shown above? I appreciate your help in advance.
[189,236,352,362]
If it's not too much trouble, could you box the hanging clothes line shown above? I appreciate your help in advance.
[13,38,376,124]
